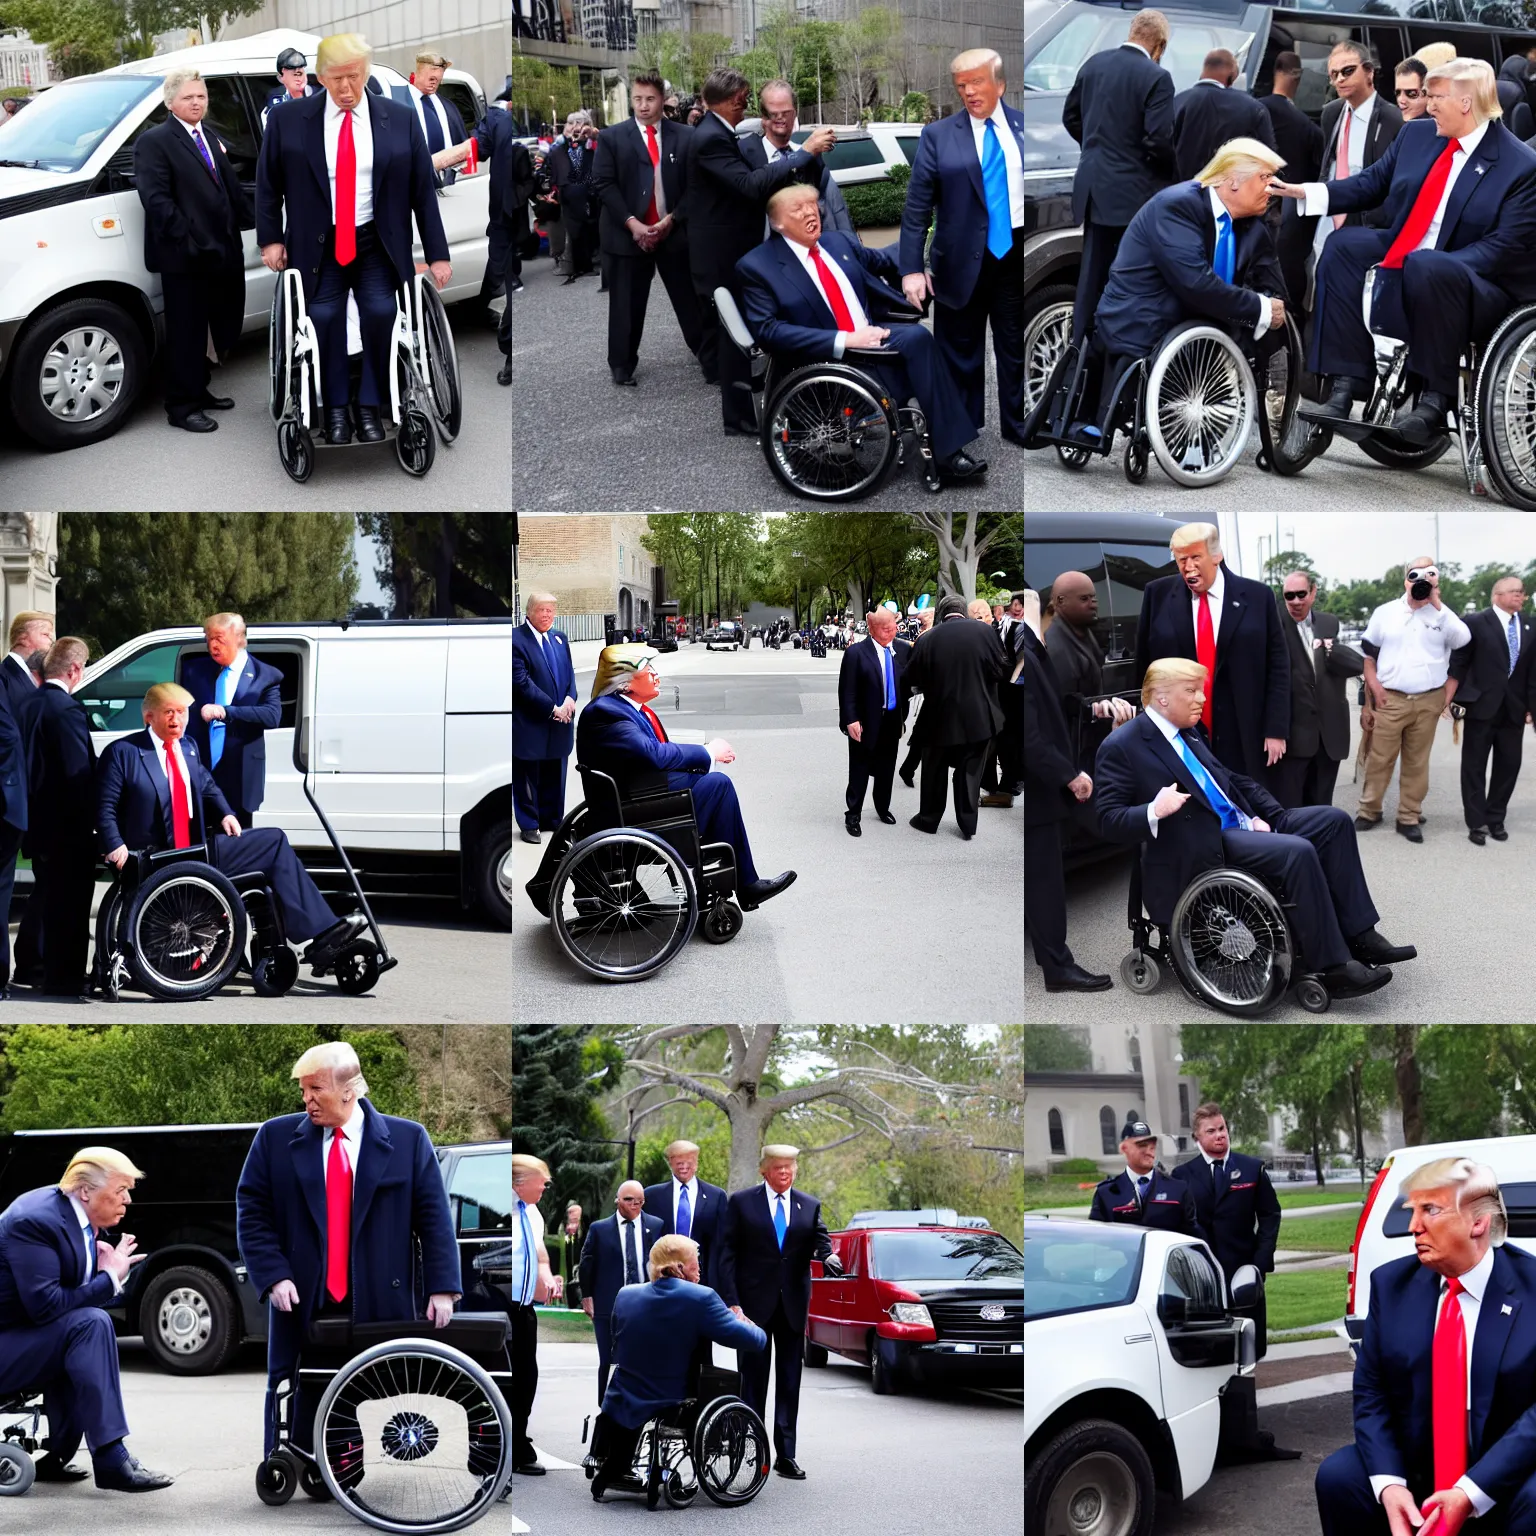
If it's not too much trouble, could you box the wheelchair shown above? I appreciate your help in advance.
[1119,860,1333,1017]
[713,286,943,502]
[0,1386,42,1496]
[255,1315,512,1533]
[268,267,463,483]
[1297,263,1536,508]
[1022,311,1318,486]
[525,764,743,981]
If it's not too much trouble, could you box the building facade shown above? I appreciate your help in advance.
[0,31,53,90]
[5,513,59,628]
[517,515,660,636]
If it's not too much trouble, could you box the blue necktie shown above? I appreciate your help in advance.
[516,1199,534,1305]
[1214,210,1235,284]
[883,645,896,710]
[1510,614,1521,675]
[676,1184,691,1239]
[773,1195,787,1249]
[209,663,234,768]
[1171,730,1251,831]
[1136,1175,1150,1207]
[569,142,583,171]
[980,120,1012,260]
[192,126,218,181]
[423,99,445,154]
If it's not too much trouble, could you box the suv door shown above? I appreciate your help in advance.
[1153,1243,1246,1463]
[442,1148,513,1313]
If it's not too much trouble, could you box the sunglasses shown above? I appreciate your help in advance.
[1396,87,1424,100]
[1283,592,1311,601]
[1328,63,1363,82]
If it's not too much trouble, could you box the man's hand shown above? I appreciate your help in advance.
[105,844,129,870]
[582,1297,594,1318]
[1361,703,1377,731]
[1248,817,1272,833]
[729,1305,746,1320]
[200,703,226,723]
[1419,1488,1472,1536]
[1067,771,1092,802]
[847,721,864,743]
[428,260,452,291]
[1269,180,1305,199]
[221,815,242,837]
[802,126,836,156]
[98,1234,143,1284]
[1264,736,1286,767]
[269,1279,300,1313]
[261,242,287,272]
[1378,1484,1423,1536]
[902,272,933,310]
[545,1273,564,1301]
[627,215,652,247]
[1151,783,1191,819]
[706,738,736,764]
[844,324,890,350]
[1094,697,1136,725]
[1368,681,1387,711]
[1269,298,1286,330]
[426,1294,455,1329]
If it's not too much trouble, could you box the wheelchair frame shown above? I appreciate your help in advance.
[0,1387,43,1496]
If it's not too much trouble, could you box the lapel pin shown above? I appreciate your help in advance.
[1505,1303,1514,1315]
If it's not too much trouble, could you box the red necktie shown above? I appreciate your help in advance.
[809,243,855,331]
[335,109,357,267]
[326,1130,352,1303]
[639,703,668,742]
[1382,138,1461,269]
[1196,592,1217,732]
[167,745,191,848]
[1433,1275,1468,1491]
[644,123,660,224]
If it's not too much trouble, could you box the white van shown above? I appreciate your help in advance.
[0,28,491,452]
[77,618,512,924]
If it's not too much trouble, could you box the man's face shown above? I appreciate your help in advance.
[616,1186,645,1218]
[1494,580,1527,616]
[774,194,822,247]
[299,1069,351,1128]
[761,87,796,145]
[1156,675,1206,728]
[954,63,1004,119]
[17,620,52,656]
[280,65,308,97]
[667,1150,698,1184]
[1173,540,1220,594]
[528,601,557,633]
[416,64,446,95]
[1282,579,1316,620]
[81,1175,135,1229]
[1427,82,1476,138]
[320,58,368,111]
[1194,1116,1230,1158]
[205,625,240,667]
[763,1158,797,1194]
[1054,579,1097,626]
[1123,1137,1158,1175]
[627,664,661,704]
[1395,72,1427,119]
[1406,1184,1486,1277]
[1329,50,1373,108]
[146,701,189,741]
[632,82,664,125]
[171,78,209,125]
[868,613,898,646]
[515,1172,549,1205]
[1224,167,1275,219]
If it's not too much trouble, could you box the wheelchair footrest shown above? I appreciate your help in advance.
[1028,422,1111,454]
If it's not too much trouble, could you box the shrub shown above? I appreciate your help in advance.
[845,161,910,230]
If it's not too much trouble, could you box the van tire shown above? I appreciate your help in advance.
[475,816,513,928]
[1026,1418,1156,1536]
[139,1264,240,1375]
[9,297,147,451]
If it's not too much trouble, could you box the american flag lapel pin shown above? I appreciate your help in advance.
[1504,1304,1514,1315]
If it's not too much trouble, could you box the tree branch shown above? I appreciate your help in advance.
[623,1059,733,1113]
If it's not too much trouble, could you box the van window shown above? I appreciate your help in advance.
[438,81,481,131]
[1382,1180,1536,1238]
[79,642,180,733]
[446,1152,512,1235]
[172,647,304,730]
[0,75,159,173]
[250,74,318,131]
[1103,541,1179,664]
[201,75,259,183]
[818,136,886,172]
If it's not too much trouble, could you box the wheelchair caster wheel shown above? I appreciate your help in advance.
[1119,951,1161,993]
[396,405,436,476]
[252,945,300,997]
[1123,437,1148,484]
[647,1467,664,1511]
[0,1441,35,1496]
[332,942,380,995]
[1295,976,1331,1014]
[299,1463,332,1501]
[701,901,743,944]
[277,420,314,483]
[256,1450,298,1506]
[1057,443,1091,471]
[664,1471,698,1508]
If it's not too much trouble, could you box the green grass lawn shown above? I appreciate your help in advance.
[1024,1176,1102,1210]
[1276,1214,1362,1253]
[536,1308,595,1345]
[1265,1269,1348,1334]
[1276,1184,1366,1209]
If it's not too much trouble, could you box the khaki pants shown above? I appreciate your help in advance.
[1357,685,1445,825]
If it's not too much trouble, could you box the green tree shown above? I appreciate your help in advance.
[354,514,512,618]
[507,52,582,125]
[1262,548,1318,587]
[641,513,763,623]
[1021,1025,1091,1071]
[512,1025,621,1221]
[58,513,357,657]
[833,4,901,119]
[759,512,933,620]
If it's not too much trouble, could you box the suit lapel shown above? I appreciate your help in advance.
[953,110,986,209]
[1439,124,1499,249]
[304,91,331,206]
[290,1117,328,1242]
[350,1101,392,1233]
[1139,714,1215,812]
[139,737,172,831]
[1215,574,1249,657]
[370,95,388,208]
[1471,1250,1520,1456]
[774,234,832,319]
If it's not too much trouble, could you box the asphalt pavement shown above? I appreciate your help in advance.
[511,643,1023,1025]
[507,254,1025,513]
[1026,712,1530,1022]
[0,305,511,512]
[515,1341,1022,1536]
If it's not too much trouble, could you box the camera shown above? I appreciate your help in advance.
[1407,565,1438,601]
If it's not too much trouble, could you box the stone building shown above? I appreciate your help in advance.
[516,515,661,636]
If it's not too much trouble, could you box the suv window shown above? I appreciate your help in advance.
[80,642,180,733]
[447,1151,512,1235]
[201,74,259,183]
[1162,1245,1225,1321]
[1103,541,1179,665]
[817,136,886,172]
[438,81,481,130]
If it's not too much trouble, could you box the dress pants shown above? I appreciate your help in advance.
[310,223,399,410]
[0,821,23,986]
[982,686,1024,791]
[160,265,243,420]
[1268,751,1343,811]
[510,1302,539,1464]
[36,844,95,993]
[1358,685,1445,826]
[482,220,514,358]
[208,828,336,942]
[665,771,759,884]
[607,239,703,376]
[1025,817,1075,978]
[737,1298,804,1460]
[846,709,901,816]
[900,702,930,780]
[594,1311,613,1403]
[0,1308,130,1463]
[514,754,569,833]
[914,739,990,836]
[866,324,976,458]
[934,232,1024,441]
[1462,708,1525,828]
[1072,219,1124,354]
[1318,1442,1536,1536]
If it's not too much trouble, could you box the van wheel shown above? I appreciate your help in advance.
[869,1337,901,1395]
[1026,1418,1156,1536]
[140,1265,239,1375]
[9,297,147,450]
[475,816,513,928]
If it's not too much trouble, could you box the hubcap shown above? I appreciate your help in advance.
[1044,1452,1137,1536]
[1025,301,1072,410]
[158,1286,212,1354]
[40,327,126,421]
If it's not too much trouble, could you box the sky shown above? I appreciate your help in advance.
[351,527,389,609]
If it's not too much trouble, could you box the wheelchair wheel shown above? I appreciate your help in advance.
[761,364,900,502]
[1119,950,1161,994]
[278,419,315,483]
[1476,306,1536,509]
[0,1441,34,1495]
[418,281,463,444]
[123,862,248,1000]
[550,828,698,981]
[1255,316,1324,476]
[333,943,381,996]
[1295,976,1332,1014]
[692,1397,770,1508]
[314,1337,512,1534]
[94,882,127,1001]
[251,945,300,997]
[1144,323,1256,486]
[256,1449,299,1506]
[1355,430,1451,472]
[700,899,743,944]
[269,276,295,425]
[1056,442,1091,471]
[1123,433,1148,484]
[300,1462,333,1500]
[1168,868,1293,1017]
[395,403,436,476]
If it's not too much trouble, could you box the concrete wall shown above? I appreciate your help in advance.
[518,514,656,623]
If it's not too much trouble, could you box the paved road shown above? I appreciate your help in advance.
[511,645,1023,1024]
[1026,712,1532,1022]
[0,307,510,512]
[507,256,1024,513]
[517,1341,1021,1536]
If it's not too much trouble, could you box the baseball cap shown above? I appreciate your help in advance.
[1120,1119,1156,1142]
[276,48,307,72]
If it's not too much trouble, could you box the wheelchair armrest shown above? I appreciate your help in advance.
[844,346,892,360]
[307,1313,511,1353]
[712,286,758,356]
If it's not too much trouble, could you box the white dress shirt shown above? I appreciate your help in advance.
[1192,569,1225,649]
[1363,595,1473,692]
[511,1196,545,1306]
[322,1100,366,1186]
[638,117,668,217]
[68,1191,124,1296]
[784,236,870,357]
[1295,612,1316,654]
[147,724,193,800]
[1207,187,1270,338]
[968,100,1024,228]
[324,96,375,226]
[763,1181,793,1227]
[1368,1246,1496,1516]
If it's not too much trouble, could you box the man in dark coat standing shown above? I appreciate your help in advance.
[1171,48,1278,182]
[836,607,911,836]
[512,592,577,845]
[579,1182,663,1400]
[1135,521,1290,781]
[642,1140,726,1289]
[1090,1120,1204,1238]
[133,69,252,433]
[1272,573,1363,809]
[1258,51,1323,183]
[903,596,1009,838]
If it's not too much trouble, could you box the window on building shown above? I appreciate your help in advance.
[1099,1106,1116,1155]
[1127,1033,1142,1074]
[1048,1108,1066,1156]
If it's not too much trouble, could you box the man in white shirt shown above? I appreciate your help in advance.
[508,1154,563,1473]
[409,50,466,184]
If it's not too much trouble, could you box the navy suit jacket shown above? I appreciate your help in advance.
[602,1276,765,1430]
[235,1101,461,1379]
[642,1179,726,1289]
[0,1186,116,1337]
[579,1212,663,1326]
[1089,1169,1205,1239]
[30,685,95,857]
[736,230,916,368]
[1171,81,1277,183]
[182,652,284,817]
[96,729,233,856]
[1063,45,1177,229]
[1167,1152,1281,1278]
[0,673,28,835]
[1095,181,1285,360]
[1450,606,1536,725]
[576,692,710,779]
[0,656,33,724]
[1355,1246,1536,1505]
[474,109,535,232]
[1094,710,1287,925]
[512,623,577,762]
[1134,566,1291,777]
[717,1185,832,1333]
[899,102,1027,309]
[837,635,911,750]
[255,89,450,302]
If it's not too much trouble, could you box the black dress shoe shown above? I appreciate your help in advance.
[303,912,369,968]
[875,809,897,825]
[1309,377,1365,421]
[1394,391,1451,445]
[95,1456,174,1491]
[899,770,916,789]
[938,450,987,480]
[1043,964,1114,993]
[1470,825,1489,846]
[561,274,578,286]
[908,815,938,833]
[355,405,385,443]
[1319,959,1393,998]
[611,367,637,386]
[513,1460,547,1476]
[775,1457,807,1480]
[520,828,541,844]
[722,422,756,438]
[498,362,512,386]
[739,871,796,908]
[325,407,353,445]
[171,411,217,433]
[1395,821,1424,844]
[1490,822,1510,841]
[199,393,235,410]
[1354,814,1379,830]
[1349,928,1418,966]
[845,814,861,837]
[34,1453,90,1482]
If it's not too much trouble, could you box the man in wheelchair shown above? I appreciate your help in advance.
[97,684,367,970]
[588,1234,765,1501]
[1095,659,1417,1000]
[1273,56,1536,445]
[576,646,796,909]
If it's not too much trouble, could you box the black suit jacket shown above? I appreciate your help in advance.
[837,635,912,750]
[1168,1152,1281,1278]
[1064,43,1177,227]
[1258,92,1324,181]
[591,117,692,257]
[1171,81,1278,182]
[133,116,252,273]
[1023,630,1078,829]
[579,1212,664,1323]
[717,1185,832,1333]
[904,617,1009,748]
[1318,93,1404,230]
[1279,606,1363,761]
[1450,607,1536,725]
[30,685,96,857]
[1089,1169,1205,1239]
[1134,566,1290,778]
[0,656,33,724]
[641,1179,726,1289]
[474,109,535,234]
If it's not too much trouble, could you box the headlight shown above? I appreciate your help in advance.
[888,1302,932,1327]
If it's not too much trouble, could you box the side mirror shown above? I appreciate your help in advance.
[1229,1264,1263,1313]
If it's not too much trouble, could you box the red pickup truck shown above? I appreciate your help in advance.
[804,1219,1023,1394]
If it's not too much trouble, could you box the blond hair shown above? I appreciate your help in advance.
[1399,1156,1507,1244]
[1142,657,1209,708]
[648,1234,700,1279]
[951,47,1004,83]
[767,182,819,222]
[1128,10,1170,50]
[759,1143,799,1169]
[415,50,451,69]
[8,610,52,649]
[316,33,372,74]
[1196,136,1285,187]
[203,611,245,638]
[512,1154,552,1185]
[1426,57,1501,123]
[1170,521,1222,558]
[664,1139,700,1157]
[43,637,88,678]
[291,1041,369,1099]
[162,68,203,107]
[60,1147,145,1194]
[1414,42,1459,72]
[143,681,193,713]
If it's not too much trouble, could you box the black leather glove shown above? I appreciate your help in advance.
[821,1253,844,1278]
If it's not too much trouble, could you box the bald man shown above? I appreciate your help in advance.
[1044,574,1106,703]
[580,1181,663,1400]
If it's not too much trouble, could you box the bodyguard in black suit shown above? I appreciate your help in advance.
[1257,54,1324,184]
[836,610,910,835]
[1089,1120,1205,1239]
[578,1184,663,1401]
[1063,13,1176,337]
[133,72,253,433]
[1171,52,1278,181]
[642,1140,726,1289]
[1272,574,1364,809]
[1451,581,1536,842]
[590,73,703,386]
